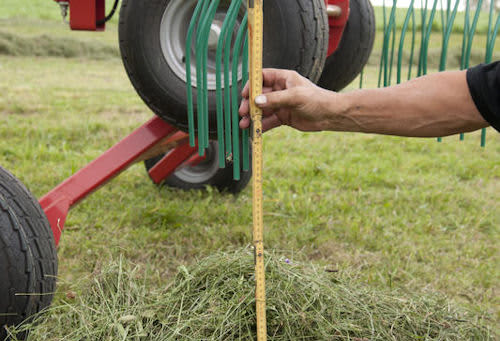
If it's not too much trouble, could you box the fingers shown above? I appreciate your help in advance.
[239,87,273,118]
[241,88,298,117]
[241,68,297,98]
[239,114,282,131]
[254,88,299,111]
[239,115,251,129]
[262,115,282,132]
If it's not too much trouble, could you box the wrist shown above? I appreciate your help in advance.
[317,90,357,132]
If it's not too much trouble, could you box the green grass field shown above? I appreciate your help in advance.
[0,0,499,339]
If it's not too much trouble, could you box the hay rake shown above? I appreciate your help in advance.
[1,0,499,339]
[372,0,499,146]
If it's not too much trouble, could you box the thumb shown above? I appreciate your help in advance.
[254,89,298,110]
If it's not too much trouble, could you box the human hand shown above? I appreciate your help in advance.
[238,69,336,132]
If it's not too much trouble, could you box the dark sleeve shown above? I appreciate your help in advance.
[466,61,500,132]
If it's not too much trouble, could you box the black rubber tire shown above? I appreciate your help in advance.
[318,0,376,91]
[118,0,328,136]
[145,141,251,194]
[0,167,58,340]
[0,194,36,340]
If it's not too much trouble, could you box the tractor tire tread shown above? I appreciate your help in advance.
[0,167,57,317]
[318,0,376,91]
[0,194,35,337]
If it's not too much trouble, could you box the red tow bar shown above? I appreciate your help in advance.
[39,117,197,245]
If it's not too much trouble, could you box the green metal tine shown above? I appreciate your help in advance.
[460,0,470,73]
[464,0,483,69]
[438,0,460,74]
[421,0,439,76]
[205,0,221,150]
[460,0,483,141]
[199,0,220,152]
[388,16,397,85]
[224,0,243,158]
[436,0,460,143]
[378,0,387,87]
[408,8,416,81]
[231,13,248,181]
[397,0,415,84]
[457,0,470,141]
[379,0,398,87]
[241,35,250,172]
[195,0,211,155]
[186,0,208,147]
[216,1,241,167]
[417,0,428,77]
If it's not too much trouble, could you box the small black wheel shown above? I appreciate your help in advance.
[145,141,251,194]
[0,167,58,340]
[119,0,328,136]
[318,0,376,91]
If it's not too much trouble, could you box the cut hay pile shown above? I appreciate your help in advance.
[11,249,493,340]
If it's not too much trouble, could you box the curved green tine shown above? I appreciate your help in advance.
[378,0,388,87]
[224,0,244,158]
[421,0,439,76]
[446,0,451,24]
[186,0,206,147]
[436,0,459,143]
[388,17,397,85]
[242,34,250,172]
[417,0,428,77]
[460,0,470,71]
[216,0,241,167]
[231,13,248,181]
[195,0,211,155]
[486,0,494,47]
[386,0,398,86]
[408,7,416,81]
[379,0,398,87]
[418,0,438,138]
[202,0,221,150]
[460,0,483,141]
[458,0,470,141]
[486,14,500,64]
[439,0,459,72]
[198,0,220,153]
[464,0,483,68]
[439,0,445,39]
[397,0,415,84]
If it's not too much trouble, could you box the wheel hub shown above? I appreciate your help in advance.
[160,0,243,90]
[208,21,223,50]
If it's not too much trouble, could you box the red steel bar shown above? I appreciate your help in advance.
[40,116,195,245]
[148,143,200,184]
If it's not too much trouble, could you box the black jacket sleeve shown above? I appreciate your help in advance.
[466,61,500,132]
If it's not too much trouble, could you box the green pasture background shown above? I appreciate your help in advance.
[0,0,499,338]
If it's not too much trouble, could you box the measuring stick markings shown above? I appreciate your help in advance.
[247,0,267,340]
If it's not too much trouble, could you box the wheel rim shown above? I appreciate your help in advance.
[160,0,244,90]
[174,142,222,183]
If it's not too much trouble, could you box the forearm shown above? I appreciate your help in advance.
[323,70,489,137]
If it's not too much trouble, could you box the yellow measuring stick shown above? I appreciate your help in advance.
[247,0,267,340]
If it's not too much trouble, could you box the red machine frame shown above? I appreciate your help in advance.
[39,117,204,245]
[42,0,349,246]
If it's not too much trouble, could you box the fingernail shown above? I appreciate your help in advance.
[255,95,267,105]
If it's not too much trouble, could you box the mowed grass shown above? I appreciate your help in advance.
[0,1,499,338]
